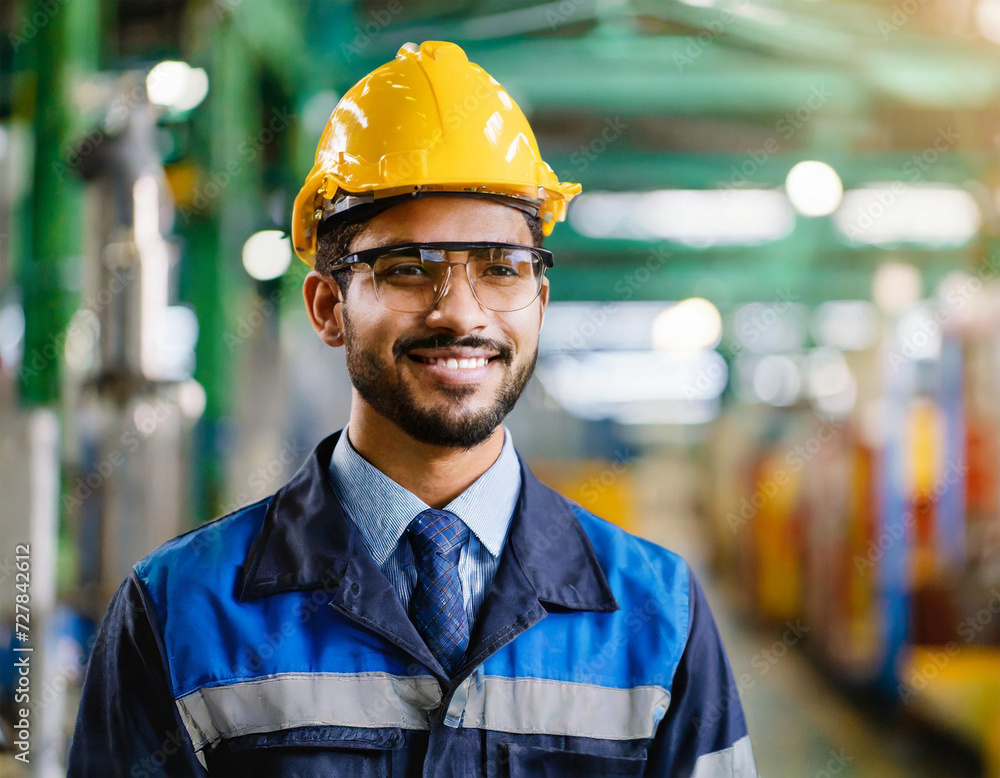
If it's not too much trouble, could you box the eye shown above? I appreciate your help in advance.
[481,263,519,277]
[374,250,432,279]
[471,247,534,277]
[384,263,427,276]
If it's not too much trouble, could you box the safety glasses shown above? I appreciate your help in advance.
[330,241,553,313]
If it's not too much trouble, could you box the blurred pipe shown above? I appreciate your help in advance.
[17,0,98,405]
[27,410,60,778]
[77,74,166,388]
[183,16,260,518]
[73,75,189,609]
[11,1,98,775]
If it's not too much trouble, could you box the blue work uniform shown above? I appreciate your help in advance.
[68,429,757,777]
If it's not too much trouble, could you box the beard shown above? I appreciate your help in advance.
[342,310,537,450]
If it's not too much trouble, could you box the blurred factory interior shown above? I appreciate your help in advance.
[1,0,999,775]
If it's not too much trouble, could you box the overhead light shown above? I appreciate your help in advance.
[895,305,942,361]
[178,380,207,419]
[634,190,794,246]
[872,262,921,314]
[732,4,788,25]
[811,300,880,351]
[732,301,808,354]
[814,377,857,416]
[0,301,25,373]
[570,189,795,246]
[147,61,209,112]
[785,161,843,217]
[833,184,981,247]
[151,305,199,380]
[806,348,852,396]
[652,298,722,352]
[752,355,801,407]
[243,230,292,281]
[537,350,728,423]
[936,270,992,328]
[976,0,1000,44]
[539,301,670,353]
[566,192,638,240]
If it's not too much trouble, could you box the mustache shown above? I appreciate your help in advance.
[394,334,513,363]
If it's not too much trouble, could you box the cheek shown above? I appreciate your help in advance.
[345,290,390,341]
[353,320,397,359]
[508,315,541,354]
[347,304,419,362]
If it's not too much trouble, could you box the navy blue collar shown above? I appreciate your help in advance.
[238,428,618,683]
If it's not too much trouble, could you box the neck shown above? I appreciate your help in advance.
[345,400,505,509]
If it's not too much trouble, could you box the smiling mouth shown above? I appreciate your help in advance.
[407,355,500,370]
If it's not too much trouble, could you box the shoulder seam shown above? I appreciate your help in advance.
[171,495,273,543]
[129,570,176,695]
[129,570,201,754]
[133,495,273,576]
[570,502,687,565]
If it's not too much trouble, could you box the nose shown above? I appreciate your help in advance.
[423,261,490,334]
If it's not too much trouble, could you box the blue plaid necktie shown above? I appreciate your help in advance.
[406,508,471,677]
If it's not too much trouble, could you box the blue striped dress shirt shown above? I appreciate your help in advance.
[327,424,521,630]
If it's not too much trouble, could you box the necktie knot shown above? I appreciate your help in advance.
[405,508,471,677]
[406,508,469,563]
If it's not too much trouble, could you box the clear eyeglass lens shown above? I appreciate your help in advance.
[371,247,542,312]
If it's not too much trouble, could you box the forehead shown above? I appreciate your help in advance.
[350,196,534,252]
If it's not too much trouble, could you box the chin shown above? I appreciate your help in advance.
[401,414,501,450]
[420,396,492,421]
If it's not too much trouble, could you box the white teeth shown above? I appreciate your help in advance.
[420,356,489,369]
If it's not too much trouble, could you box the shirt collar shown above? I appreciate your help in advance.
[328,424,519,568]
[238,428,618,615]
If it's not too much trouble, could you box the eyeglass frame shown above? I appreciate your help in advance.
[326,241,555,313]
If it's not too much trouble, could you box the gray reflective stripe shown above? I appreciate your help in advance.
[176,691,215,750]
[175,672,672,751]
[175,672,443,752]
[692,735,758,778]
[457,676,671,740]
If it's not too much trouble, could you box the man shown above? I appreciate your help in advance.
[69,41,757,777]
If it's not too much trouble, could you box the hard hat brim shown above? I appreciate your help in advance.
[315,190,545,242]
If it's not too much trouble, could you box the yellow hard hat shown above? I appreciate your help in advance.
[291,40,581,266]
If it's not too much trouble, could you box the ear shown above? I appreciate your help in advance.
[303,270,346,348]
[537,275,550,333]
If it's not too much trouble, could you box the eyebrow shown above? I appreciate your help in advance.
[360,236,412,251]
[366,238,526,249]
